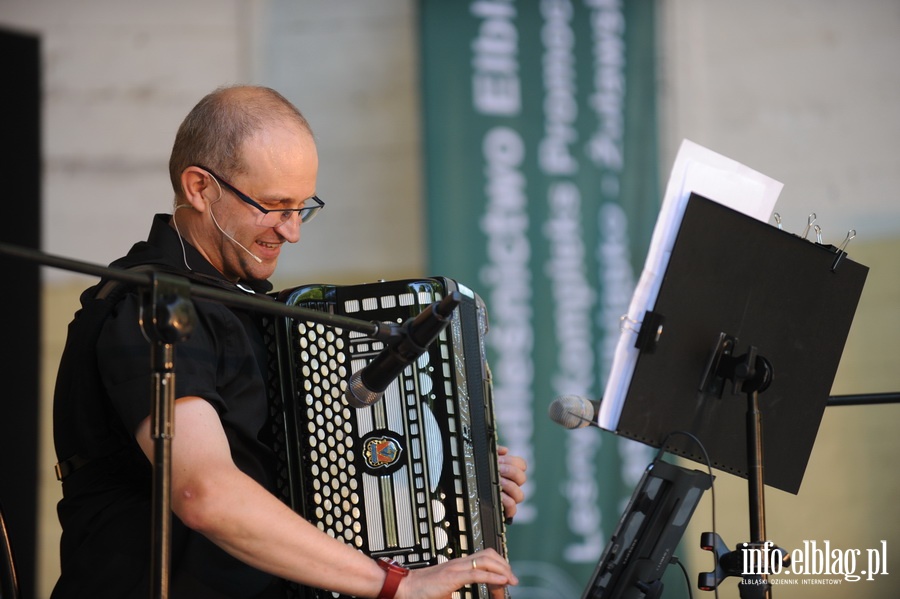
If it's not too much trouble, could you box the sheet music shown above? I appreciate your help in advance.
[597,140,784,430]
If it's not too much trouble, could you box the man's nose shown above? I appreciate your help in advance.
[275,214,301,243]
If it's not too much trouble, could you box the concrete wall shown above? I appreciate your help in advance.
[1,1,898,597]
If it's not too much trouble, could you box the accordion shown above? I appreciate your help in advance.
[264,277,507,598]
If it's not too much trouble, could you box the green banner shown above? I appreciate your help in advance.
[420,0,661,594]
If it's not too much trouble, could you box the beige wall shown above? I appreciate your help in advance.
[660,5,900,599]
[1,1,898,597]
[660,3,900,597]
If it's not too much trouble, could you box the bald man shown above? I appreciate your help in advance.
[51,86,525,599]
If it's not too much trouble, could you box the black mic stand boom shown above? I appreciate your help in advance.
[0,241,434,599]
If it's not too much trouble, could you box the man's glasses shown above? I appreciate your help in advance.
[195,165,324,227]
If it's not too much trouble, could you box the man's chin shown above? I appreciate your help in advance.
[246,265,277,283]
[234,256,277,284]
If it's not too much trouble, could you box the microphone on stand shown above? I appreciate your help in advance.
[344,291,462,408]
[547,394,603,429]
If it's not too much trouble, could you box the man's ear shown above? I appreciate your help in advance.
[180,167,213,213]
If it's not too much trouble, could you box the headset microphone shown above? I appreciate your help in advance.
[208,203,263,264]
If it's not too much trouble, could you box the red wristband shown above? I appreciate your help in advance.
[375,558,409,599]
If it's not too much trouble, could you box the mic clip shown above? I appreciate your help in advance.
[370,320,403,343]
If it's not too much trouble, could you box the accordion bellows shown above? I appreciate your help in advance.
[265,278,507,599]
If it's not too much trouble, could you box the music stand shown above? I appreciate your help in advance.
[580,455,712,599]
[604,194,868,596]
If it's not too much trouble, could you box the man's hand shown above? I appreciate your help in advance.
[496,445,527,519]
[395,548,517,599]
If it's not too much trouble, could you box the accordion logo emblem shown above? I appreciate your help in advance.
[363,435,403,470]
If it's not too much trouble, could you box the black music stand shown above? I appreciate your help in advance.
[606,194,868,597]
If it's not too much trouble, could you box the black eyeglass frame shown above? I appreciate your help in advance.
[194,164,324,225]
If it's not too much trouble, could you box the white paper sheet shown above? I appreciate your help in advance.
[597,140,784,430]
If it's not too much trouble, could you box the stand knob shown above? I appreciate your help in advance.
[698,533,790,593]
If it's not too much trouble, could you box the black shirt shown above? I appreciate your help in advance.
[51,214,283,599]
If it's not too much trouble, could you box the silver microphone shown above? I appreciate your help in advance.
[547,394,602,429]
[344,292,461,408]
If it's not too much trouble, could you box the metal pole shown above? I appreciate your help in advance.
[149,342,175,599]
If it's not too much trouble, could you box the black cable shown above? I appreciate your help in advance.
[657,430,719,599]
[671,557,694,599]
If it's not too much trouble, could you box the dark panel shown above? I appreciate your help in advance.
[618,195,867,494]
[0,26,42,599]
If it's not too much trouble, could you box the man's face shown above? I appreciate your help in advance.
[201,124,319,283]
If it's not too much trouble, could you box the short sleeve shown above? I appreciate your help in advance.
[97,293,243,434]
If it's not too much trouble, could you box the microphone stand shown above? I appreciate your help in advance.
[0,242,399,340]
[827,392,900,407]
[697,336,788,599]
[0,241,410,599]
[140,272,193,599]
